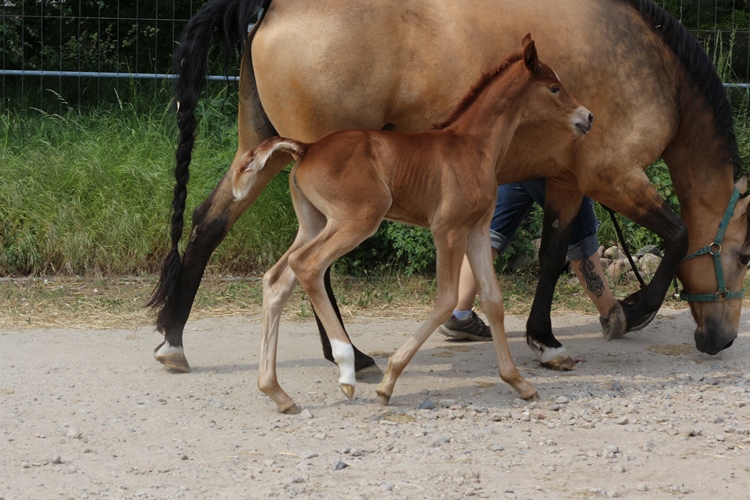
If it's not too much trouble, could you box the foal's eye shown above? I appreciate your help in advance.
[741,254,750,267]
[550,86,560,94]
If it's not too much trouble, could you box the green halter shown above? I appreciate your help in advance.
[679,187,745,302]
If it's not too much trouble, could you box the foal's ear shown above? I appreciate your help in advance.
[523,36,539,73]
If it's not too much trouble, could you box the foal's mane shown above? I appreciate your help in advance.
[431,50,525,130]
[624,0,741,177]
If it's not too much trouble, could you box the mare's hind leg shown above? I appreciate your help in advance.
[465,223,538,399]
[153,151,376,373]
[525,183,581,370]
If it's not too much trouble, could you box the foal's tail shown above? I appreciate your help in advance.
[232,137,307,201]
[148,0,269,315]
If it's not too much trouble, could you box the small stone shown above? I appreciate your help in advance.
[300,451,318,460]
[51,455,62,465]
[490,444,505,452]
[636,483,648,492]
[616,417,629,425]
[418,399,436,410]
[332,461,349,471]
[555,396,569,404]
[66,429,82,439]
[299,409,314,419]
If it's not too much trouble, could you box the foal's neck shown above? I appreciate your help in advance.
[444,63,530,158]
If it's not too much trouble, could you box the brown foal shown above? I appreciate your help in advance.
[232,36,592,413]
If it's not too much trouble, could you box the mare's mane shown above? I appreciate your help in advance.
[431,50,525,130]
[624,0,741,176]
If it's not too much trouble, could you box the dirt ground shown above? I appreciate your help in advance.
[2,307,750,499]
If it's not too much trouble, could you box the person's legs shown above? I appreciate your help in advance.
[439,183,534,340]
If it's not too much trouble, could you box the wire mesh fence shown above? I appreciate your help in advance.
[2,0,750,113]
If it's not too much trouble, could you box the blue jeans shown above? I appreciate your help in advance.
[489,179,599,261]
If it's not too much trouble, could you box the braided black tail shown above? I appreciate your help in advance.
[147,0,270,329]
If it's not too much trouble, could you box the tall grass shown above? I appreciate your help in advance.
[0,89,298,276]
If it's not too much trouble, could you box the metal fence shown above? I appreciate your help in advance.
[2,0,750,113]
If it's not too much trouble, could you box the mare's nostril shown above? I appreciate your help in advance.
[588,113,594,125]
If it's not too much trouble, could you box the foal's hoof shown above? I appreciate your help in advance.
[341,384,356,400]
[523,391,540,401]
[154,341,191,373]
[280,402,302,415]
[602,304,627,341]
[528,341,576,371]
[376,389,391,406]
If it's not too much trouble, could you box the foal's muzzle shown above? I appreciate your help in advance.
[574,107,594,135]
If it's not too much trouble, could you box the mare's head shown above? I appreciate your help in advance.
[519,34,593,137]
[680,176,750,355]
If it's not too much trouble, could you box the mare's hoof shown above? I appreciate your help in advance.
[540,357,576,371]
[602,304,627,341]
[154,341,191,373]
[354,354,379,374]
[280,402,301,415]
[341,384,356,400]
[355,363,383,384]
[528,341,576,371]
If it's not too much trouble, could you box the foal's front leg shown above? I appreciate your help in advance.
[259,246,305,414]
[376,228,468,405]
[465,226,538,399]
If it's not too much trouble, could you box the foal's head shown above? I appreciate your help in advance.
[519,34,593,137]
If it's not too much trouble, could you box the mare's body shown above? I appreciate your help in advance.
[149,0,750,374]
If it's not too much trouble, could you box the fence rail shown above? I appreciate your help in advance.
[2,1,750,112]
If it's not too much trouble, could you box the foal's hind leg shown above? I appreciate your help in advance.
[289,223,383,401]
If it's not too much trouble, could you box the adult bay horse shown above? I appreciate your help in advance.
[149,0,750,374]
[232,37,590,411]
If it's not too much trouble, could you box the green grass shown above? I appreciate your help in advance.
[0,91,298,276]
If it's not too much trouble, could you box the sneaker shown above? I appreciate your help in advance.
[438,311,492,341]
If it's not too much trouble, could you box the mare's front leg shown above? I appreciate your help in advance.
[525,183,581,370]
[593,175,687,340]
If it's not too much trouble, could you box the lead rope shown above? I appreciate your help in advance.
[604,206,682,299]
[603,206,646,289]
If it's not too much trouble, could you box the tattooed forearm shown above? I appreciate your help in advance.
[579,257,605,297]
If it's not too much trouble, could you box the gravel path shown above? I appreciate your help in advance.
[2,308,749,499]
